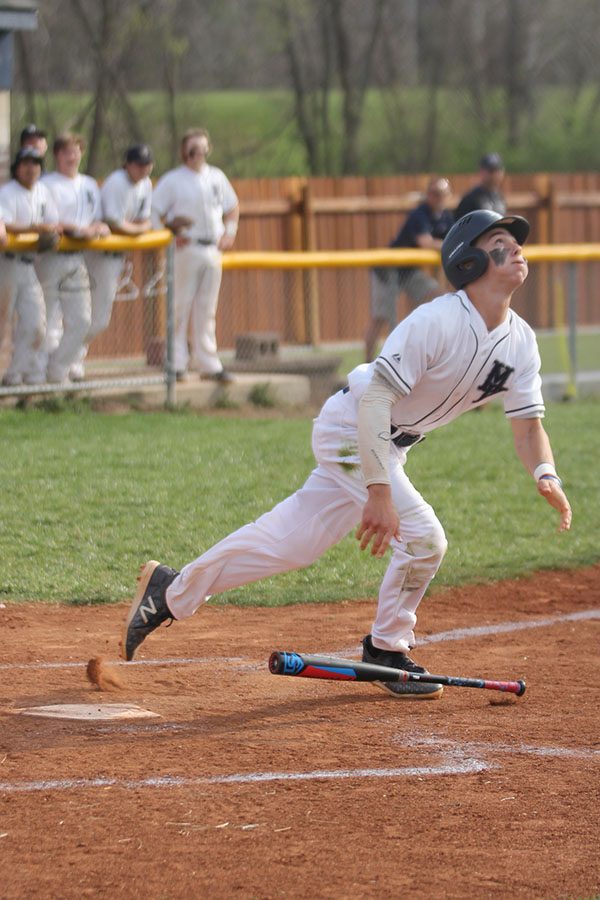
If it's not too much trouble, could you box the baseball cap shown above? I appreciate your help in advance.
[480,152,504,171]
[13,146,44,166]
[125,143,153,165]
[20,123,46,143]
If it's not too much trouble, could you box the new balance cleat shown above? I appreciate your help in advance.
[120,560,179,661]
[362,634,443,699]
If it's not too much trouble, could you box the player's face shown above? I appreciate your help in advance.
[22,136,48,157]
[183,136,210,168]
[55,142,82,176]
[427,183,450,212]
[15,159,41,189]
[481,167,504,189]
[476,228,528,287]
[125,161,153,183]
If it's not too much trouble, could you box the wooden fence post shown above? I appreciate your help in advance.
[534,173,551,327]
[285,176,308,344]
[301,181,321,346]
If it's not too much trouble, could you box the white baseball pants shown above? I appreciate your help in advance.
[166,389,447,652]
[84,251,124,342]
[0,256,46,385]
[34,253,92,383]
[173,243,223,375]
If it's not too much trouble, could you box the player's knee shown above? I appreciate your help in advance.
[411,523,448,567]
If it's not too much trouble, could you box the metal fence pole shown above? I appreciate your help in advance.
[566,261,578,399]
[165,241,176,407]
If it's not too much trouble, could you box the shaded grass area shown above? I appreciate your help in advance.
[0,399,597,606]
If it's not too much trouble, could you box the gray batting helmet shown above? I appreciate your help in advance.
[442,210,530,289]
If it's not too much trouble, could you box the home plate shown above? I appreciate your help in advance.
[13,703,160,721]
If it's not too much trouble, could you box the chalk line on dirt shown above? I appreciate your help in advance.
[1,608,598,674]
[0,759,491,794]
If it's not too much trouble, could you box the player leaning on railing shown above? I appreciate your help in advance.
[121,210,571,700]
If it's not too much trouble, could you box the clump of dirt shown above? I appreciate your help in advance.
[86,656,124,692]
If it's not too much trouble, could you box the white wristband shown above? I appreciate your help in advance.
[224,221,238,237]
[533,462,562,487]
[533,463,557,481]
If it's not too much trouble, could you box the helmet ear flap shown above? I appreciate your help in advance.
[448,247,489,289]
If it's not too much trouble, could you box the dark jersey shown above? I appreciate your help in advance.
[454,186,506,221]
[390,202,455,249]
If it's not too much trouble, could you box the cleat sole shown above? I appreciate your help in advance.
[372,680,443,700]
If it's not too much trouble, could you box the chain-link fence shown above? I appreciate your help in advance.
[1,240,597,406]
[0,231,175,403]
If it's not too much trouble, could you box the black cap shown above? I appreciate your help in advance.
[125,143,153,165]
[13,146,44,166]
[480,152,504,171]
[20,123,46,143]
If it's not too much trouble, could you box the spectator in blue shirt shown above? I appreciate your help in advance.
[365,177,454,361]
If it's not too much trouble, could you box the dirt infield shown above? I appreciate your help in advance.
[1,565,599,899]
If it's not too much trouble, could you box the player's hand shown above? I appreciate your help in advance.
[536,478,572,532]
[166,216,193,234]
[356,484,400,558]
[218,233,235,252]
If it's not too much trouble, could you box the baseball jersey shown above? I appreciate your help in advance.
[151,164,238,243]
[100,168,152,224]
[0,179,58,227]
[41,172,102,230]
[347,290,544,437]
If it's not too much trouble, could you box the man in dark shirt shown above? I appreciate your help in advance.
[365,177,454,362]
[454,152,506,221]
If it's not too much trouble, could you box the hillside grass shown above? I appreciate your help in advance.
[0,399,597,607]
[12,86,600,177]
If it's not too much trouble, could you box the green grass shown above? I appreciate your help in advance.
[11,86,600,177]
[331,329,600,384]
[0,399,598,607]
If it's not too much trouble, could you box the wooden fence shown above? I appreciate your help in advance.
[92,172,600,359]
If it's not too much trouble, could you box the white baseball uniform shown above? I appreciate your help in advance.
[66,168,155,379]
[164,290,544,652]
[34,172,101,382]
[0,179,58,385]
[152,164,238,375]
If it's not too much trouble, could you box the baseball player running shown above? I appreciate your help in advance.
[151,128,239,382]
[121,210,571,699]
[0,147,60,386]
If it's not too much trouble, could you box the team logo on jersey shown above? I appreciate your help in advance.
[475,359,514,401]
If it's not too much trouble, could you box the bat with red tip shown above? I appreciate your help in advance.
[268,651,526,696]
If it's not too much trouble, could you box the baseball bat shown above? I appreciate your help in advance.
[268,651,526,696]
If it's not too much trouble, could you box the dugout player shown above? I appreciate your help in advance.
[72,143,155,381]
[33,133,110,384]
[454,153,507,221]
[151,128,239,383]
[121,210,571,699]
[0,147,60,386]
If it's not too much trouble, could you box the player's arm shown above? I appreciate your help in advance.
[510,416,572,532]
[218,203,239,252]
[104,216,151,236]
[356,371,402,558]
[415,232,443,250]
